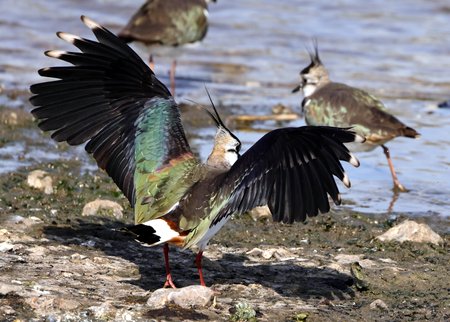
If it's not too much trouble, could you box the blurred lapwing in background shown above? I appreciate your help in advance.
[118,0,217,96]
[293,43,420,192]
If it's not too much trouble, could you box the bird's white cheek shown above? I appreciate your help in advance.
[225,152,238,166]
[302,84,317,97]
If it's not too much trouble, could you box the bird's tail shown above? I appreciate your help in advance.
[123,219,185,246]
[402,126,420,139]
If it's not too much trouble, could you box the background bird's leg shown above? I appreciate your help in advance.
[163,243,176,288]
[149,54,155,72]
[170,59,177,96]
[195,250,206,286]
[381,145,408,193]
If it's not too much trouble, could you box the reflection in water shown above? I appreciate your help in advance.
[0,0,449,219]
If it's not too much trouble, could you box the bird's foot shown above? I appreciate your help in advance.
[163,274,177,289]
[393,182,409,193]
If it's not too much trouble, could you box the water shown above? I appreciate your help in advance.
[0,0,449,220]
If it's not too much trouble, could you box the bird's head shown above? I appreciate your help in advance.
[292,40,330,97]
[202,90,241,169]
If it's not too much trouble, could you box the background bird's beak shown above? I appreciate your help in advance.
[292,84,302,93]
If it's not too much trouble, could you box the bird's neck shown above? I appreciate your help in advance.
[206,148,236,170]
[303,78,330,97]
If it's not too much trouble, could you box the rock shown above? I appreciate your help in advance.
[370,299,388,310]
[89,302,117,319]
[376,220,444,245]
[249,206,271,221]
[246,247,296,261]
[0,241,14,252]
[82,199,123,219]
[0,283,22,295]
[146,288,171,308]
[147,286,214,309]
[27,170,54,194]
[54,298,81,310]
[0,305,15,315]
[70,253,87,261]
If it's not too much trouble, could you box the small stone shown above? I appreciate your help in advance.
[71,253,87,261]
[147,288,172,309]
[370,299,388,310]
[0,305,15,315]
[169,285,214,308]
[82,199,123,219]
[335,254,363,264]
[28,245,47,257]
[376,220,444,245]
[249,206,271,221]
[0,241,14,252]
[147,286,214,309]
[246,247,295,261]
[81,240,96,248]
[0,283,22,295]
[89,301,117,319]
[55,298,81,310]
[115,309,135,321]
[27,170,54,194]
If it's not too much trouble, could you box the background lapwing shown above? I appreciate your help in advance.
[118,0,216,96]
[293,43,420,192]
[30,17,363,288]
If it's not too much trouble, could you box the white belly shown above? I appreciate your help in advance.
[195,216,231,251]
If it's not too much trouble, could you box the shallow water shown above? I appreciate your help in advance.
[0,0,449,220]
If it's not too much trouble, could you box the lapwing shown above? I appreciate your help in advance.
[293,44,420,192]
[30,17,363,288]
[118,0,216,96]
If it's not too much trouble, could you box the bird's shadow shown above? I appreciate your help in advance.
[43,218,355,301]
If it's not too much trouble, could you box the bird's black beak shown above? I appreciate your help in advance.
[292,84,302,93]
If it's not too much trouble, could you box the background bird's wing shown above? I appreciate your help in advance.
[211,126,362,225]
[305,83,409,139]
[29,16,200,223]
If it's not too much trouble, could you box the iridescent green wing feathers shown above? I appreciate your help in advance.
[305,83,399,138]
[29,16,200,223]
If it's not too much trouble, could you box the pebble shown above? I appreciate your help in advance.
[370,299,388,310]
[0,241,14,252]
[0,305,15,315]
[147,285,214,309]
[376,220,444,245]
[249,206,271,221]
[82,199,124,219]
[246,247,296,261]
[27,170,54,194]
[0,283,23,295]
[89,302,117,319]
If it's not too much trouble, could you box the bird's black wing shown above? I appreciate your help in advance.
[29,16,199,216]
[212,126,363,224]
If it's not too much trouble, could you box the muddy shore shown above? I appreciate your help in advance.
[0,95,449,321]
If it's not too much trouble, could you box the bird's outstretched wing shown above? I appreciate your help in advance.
[306,83,419,142]
[29,16,200,223]
[212,126,363,225]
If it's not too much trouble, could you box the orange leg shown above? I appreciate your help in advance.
[195,250,206,286]
[170,59,177,96]
[163,244,177,288]
[381,145,408,193]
